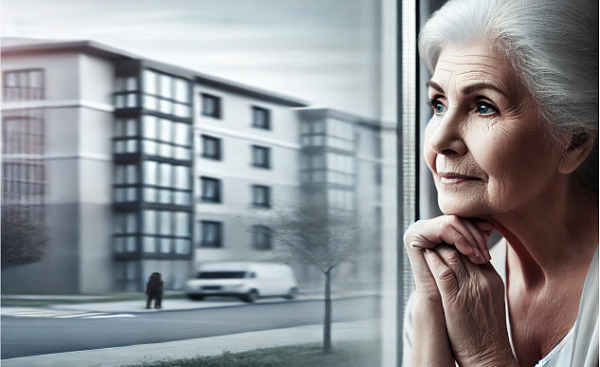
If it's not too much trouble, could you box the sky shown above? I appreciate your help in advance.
[1,0,382,118]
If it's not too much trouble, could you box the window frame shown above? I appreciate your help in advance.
[200,220,223,248]
[251,106,271,130]
[251,185,271,208]
[201,134,222,160]
[200,176,222,203]
[251,145,271,169]
[201,93,222,119]
[252,225,273,250]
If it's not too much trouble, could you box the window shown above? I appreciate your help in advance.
[251,145,270,168]
[252,225,272,250]
[3,69,44,101]
[201,177,221,203]
[200,221,222,248]
[252,185,270,208]
[201,135,222,160]
[142,69,191,118]
[252,106,270,129]
[201,94,221,118]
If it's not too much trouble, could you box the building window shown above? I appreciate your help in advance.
[252,106,270,130]
[142,69,192,118]
[201,135,221,160]
[200,177,221,203]
[251,145,270,169]
[3,69,44,101]
[252,225,272,250]
[200,221,222,248]
[201,94,221,118]
[252,185,270,208]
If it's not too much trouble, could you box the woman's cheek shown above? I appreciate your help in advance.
[423,123,437,173]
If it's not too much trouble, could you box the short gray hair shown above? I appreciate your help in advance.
[419,0,598,193]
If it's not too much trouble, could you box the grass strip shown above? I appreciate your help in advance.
[121,340,381,367]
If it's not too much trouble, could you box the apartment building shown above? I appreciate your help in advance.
[1,38,385,293]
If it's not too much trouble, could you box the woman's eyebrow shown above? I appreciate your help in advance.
[426,80,444,93]
[461,82,507,96]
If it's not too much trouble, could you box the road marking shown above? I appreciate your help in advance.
[1,308,136,319]
[84,314,136,319]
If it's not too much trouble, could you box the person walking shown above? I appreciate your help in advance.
[145,272,164,309]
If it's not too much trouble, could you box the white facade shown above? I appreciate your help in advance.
[1,38,387,293]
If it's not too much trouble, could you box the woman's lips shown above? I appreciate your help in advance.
[437,172,479,184]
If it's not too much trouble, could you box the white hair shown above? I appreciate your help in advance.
[419,0,598,193]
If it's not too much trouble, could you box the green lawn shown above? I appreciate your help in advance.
[122,340,381,367]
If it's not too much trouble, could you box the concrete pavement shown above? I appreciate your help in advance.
[1,291,381,367]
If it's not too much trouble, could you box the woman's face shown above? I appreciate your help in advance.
[424,41,564,218]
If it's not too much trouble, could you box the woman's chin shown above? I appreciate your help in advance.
[438,198,485,218]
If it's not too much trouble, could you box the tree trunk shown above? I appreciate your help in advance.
[323,268,332,353]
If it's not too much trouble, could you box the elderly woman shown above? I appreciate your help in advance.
[403,0,598,366]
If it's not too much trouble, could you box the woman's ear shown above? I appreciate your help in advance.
[558,132,596,174]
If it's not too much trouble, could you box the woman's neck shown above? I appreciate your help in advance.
[493,182,598,289]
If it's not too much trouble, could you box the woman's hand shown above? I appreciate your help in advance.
[403,215,491,366]
[403,215,497,367]
[423,245,518,367]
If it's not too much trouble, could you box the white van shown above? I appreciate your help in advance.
[185,262,298,302]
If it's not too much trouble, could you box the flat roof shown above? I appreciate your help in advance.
[1,37,309,107]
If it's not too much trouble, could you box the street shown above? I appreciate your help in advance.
[1,296,380,359]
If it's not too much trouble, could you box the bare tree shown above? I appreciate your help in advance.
[267,205,377,353]
[1,206,47,268]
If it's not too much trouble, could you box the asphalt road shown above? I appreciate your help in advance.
[1,296,380,359]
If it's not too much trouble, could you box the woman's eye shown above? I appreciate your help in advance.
[476,102,497,115]
[430,100,446,115]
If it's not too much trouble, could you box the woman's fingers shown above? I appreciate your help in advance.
[406,216,491,264]
[423,248,460,299]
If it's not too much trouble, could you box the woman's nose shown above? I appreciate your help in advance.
[426,113,467,156]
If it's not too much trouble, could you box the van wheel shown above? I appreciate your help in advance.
[284,287,298,300]
[243,289,259,303]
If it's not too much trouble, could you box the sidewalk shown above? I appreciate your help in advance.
[2,319,380,367]
[2,291,381,367]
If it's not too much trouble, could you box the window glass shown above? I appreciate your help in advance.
[143,115,158,139]
[159,163,171,187]
[143,210,157,234]
[201,135,221,160]
[143,69,157,94]
[159,211,171,235]
[160,74,172,99]
[159,119,172,142]
[252,185,270,208]
[201,94,221,118]
[201,221,222,248]
[252,106,270,129]
[252,145,270,168]
[175,212,189,236]
[174,78,190,103]
[160,238,171,253]
[201,177,221,203]
[252,225,272,250]
[174,165,189,189]
[144,161,158,185]
[143,236,157,253]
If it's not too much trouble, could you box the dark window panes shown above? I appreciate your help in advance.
[252,185,270,208]
[201,94,221,118]
[252,225,272,250]
[251,145,270,169]
[200,221,222,248]
[197,271,247,279]
[201,177,221,203]
[201,135,222,160]
[252,106,270,130]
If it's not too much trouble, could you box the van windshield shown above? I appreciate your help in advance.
[197,271,247,279]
